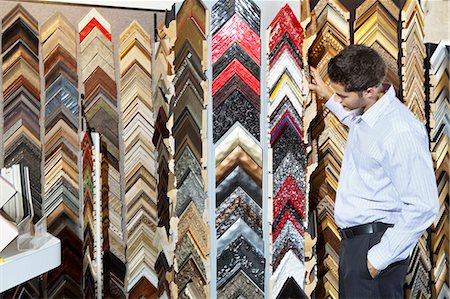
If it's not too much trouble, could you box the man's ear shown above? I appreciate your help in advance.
[364,87,377,98]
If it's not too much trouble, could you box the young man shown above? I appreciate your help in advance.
[309,44,438,298]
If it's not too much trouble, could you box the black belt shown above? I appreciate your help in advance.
[339,222,394,240]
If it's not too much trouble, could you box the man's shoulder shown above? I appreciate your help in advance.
[382,100,427,139]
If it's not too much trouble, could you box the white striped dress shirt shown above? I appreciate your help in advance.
[326,85,439,271]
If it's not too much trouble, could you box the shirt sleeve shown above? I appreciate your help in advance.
[367,125,439,271]
[324,94,361,127]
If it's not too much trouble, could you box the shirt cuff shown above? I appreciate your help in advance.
[367,244,391,271]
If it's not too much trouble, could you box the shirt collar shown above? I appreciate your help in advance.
[360,85,395,128]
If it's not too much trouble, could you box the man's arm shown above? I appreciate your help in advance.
[367,125,439,272]
[309,67,359,127]
[325,95,361,127]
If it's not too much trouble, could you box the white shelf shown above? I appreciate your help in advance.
[0,234,61,292]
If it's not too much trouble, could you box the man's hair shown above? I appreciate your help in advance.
[328,44,387,92]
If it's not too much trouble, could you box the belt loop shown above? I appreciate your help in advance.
[347,230,354,239]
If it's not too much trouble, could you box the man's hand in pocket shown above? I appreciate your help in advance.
[367,260,380,279]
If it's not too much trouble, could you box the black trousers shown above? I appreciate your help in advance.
[339,231,409,298]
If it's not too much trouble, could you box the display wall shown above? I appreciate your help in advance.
[0,0,448,299]
[0,1,165,297]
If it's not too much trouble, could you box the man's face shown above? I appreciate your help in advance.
[330,82,366,111]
